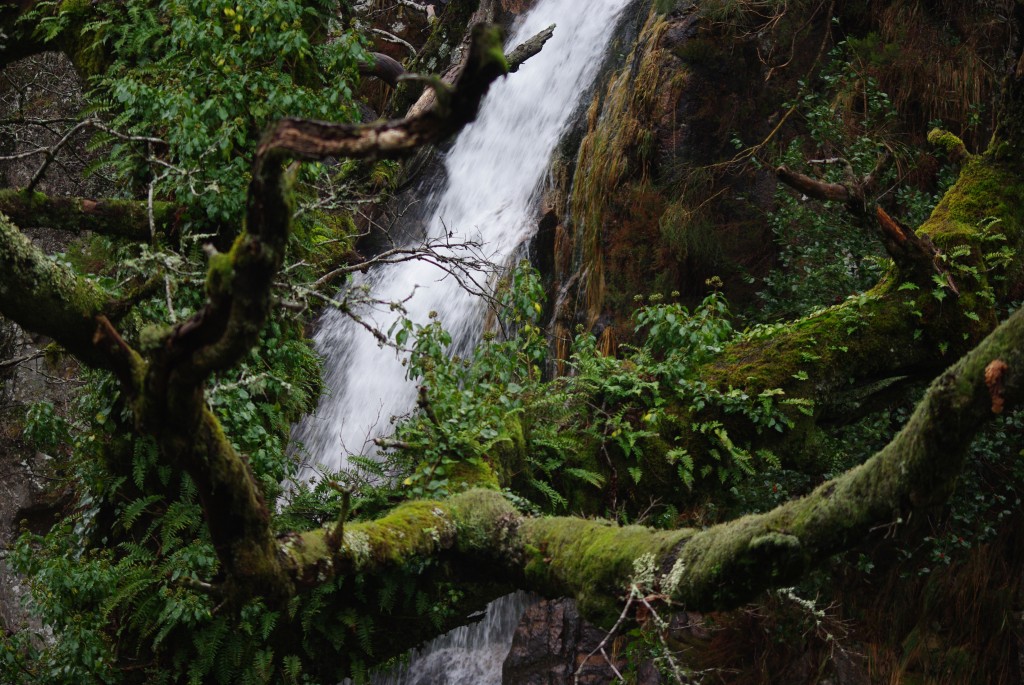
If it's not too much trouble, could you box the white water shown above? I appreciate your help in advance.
[293,0,632,473]
[365,593,534,685]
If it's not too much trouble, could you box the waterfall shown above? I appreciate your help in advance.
[364,593,535,685]
[293,0,630,472]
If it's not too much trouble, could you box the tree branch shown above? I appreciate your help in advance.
[280,305,1024,625]
[259,24,508,165]
[358,51,408,88]
[506,23,555,73]
[0,189,179,241]
[115,23,515,607]
[774,164,854,204]
[0,211,142,386]
[368,28,418,57]
[405,23,556,117]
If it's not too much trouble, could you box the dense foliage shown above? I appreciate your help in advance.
[2,0,1023,684]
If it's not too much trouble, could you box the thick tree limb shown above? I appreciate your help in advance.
[279,305,1024,631]
[359,51,408,88]
[0,189,179,241]
[116,23,514,606]
[0,211,142,385]
[665,306,1024,610]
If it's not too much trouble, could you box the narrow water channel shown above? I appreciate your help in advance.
[293,0,632,473]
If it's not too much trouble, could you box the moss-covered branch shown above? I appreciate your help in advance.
[700,144,1024,423]
[258,24,508,163]
[0,189,179,241]
[666,306,1024,609]
[111,23,515,607]
[0,211,143,385]
[279,304,1023,631]
[0,20,517,610]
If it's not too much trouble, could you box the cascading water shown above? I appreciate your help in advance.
[293,0,633,472]
[366,593,533,685]
[312,1,632,683]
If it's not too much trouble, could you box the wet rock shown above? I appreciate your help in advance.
[502,598,668,685]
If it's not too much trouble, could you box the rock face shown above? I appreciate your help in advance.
[501,598,680,685]
[545,0,804,353]
[502,598,628,685]
[0,322,71,636]
[0,50,96,639]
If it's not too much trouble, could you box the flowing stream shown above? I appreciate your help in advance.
[367,593,534,685]
[293,0,632,472]
[313,0,633,682]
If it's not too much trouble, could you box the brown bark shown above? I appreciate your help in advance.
[359,52,407,88]
[0,21,517,609]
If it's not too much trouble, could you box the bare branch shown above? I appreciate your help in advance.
[0,351,43,371]
[24,118,94,192]
[0,117,166,192]
[506,24,556,73]
[774,164,855,204]
[369,28,418,57]
[359,51,408,88]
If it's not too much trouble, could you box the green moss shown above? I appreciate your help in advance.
[927,128,969,159]
[342,499,455,570]
[923,154,1024,299]
[57,0,111,77]
[369,160,401,191]
[294,210,356,271]
[475,24,508,73]
[138,323,173,352]
[205,234,243,296]
[449,488,520,555]
[486,414,527,485]
[520,516,690,624]
[448,457,500,489]
[0,212,114,365]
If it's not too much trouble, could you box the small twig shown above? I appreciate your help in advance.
[0,351,43,371]
[369,28,418,57]
[395,0,429,11]
[575,589,636,684]
[25,118,94,192]
[373,437,414,450]
[176,576,224,597]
